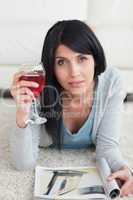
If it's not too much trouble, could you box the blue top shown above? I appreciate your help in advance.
[49,88,97,150]
[62,96,96,149]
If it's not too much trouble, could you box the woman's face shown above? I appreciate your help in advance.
[54,44,95,97]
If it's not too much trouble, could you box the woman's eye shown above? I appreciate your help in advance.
[57,59,65,66]
[79,56,87,62]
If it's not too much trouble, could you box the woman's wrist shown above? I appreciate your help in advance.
[121,165,133,177]
[16,109,29,128]
[16,118,27,128]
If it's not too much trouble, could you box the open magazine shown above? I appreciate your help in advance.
[34,158,121,200]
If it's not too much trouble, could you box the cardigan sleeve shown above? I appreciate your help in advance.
[95,69,127,172]
[9,123,41,170]
[9,104,52,170]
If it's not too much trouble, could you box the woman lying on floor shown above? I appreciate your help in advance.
[10,20,133,196]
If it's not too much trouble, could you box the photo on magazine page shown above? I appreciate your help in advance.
[34,166,111,200]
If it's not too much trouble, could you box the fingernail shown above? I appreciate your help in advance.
[128,194,133,197]
[35,83,39,87]
[107,176,112,181]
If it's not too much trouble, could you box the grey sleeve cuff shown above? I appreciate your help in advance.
[96,147,127,172]
[9,123,40,170]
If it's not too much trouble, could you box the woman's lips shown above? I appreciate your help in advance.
[68,80,85,87]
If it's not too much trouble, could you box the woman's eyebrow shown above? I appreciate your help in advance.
[55,56,67,59]
[77,54,90,57]
[55,54,89,60]
[55,54,82,59]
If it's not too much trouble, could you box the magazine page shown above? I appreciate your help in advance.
[34,166,107,200]
[96,158,120,199]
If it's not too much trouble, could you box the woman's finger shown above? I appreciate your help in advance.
[16,96,33,112]
[108,168,131,181]
[16,95,33,111]
[108,170,127,181]
[11,86,34,100]
[11,81,38,99]
[120,178,133,196]
[10,71,25,97]
[16,80,39,89]
[11,72,38,97]
[12,71,26,85]
[17,87,34,97]
[16,87,35,103]
[17,94,33,103]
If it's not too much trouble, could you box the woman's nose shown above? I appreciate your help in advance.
[70,63,80,77]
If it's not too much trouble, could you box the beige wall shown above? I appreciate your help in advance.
[0,0,88,64]
[87,0,133,69]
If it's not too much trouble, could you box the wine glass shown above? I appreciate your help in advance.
[19,63,47,125]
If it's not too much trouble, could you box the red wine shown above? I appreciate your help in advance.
[19,70,45,97]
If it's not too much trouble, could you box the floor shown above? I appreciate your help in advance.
[0,99,133,200]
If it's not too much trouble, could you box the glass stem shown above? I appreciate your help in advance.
[32,97,39,116]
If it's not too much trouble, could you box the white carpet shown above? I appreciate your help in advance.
[0,99,133,200]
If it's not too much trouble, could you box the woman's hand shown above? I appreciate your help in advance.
[10,71,39,128]
[107,166,133,197]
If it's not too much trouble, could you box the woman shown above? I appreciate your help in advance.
[10,20,133,196]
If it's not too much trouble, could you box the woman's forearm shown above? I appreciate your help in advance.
[9,124,40,170]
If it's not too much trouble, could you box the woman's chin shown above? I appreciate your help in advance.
[70,88,86,97]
